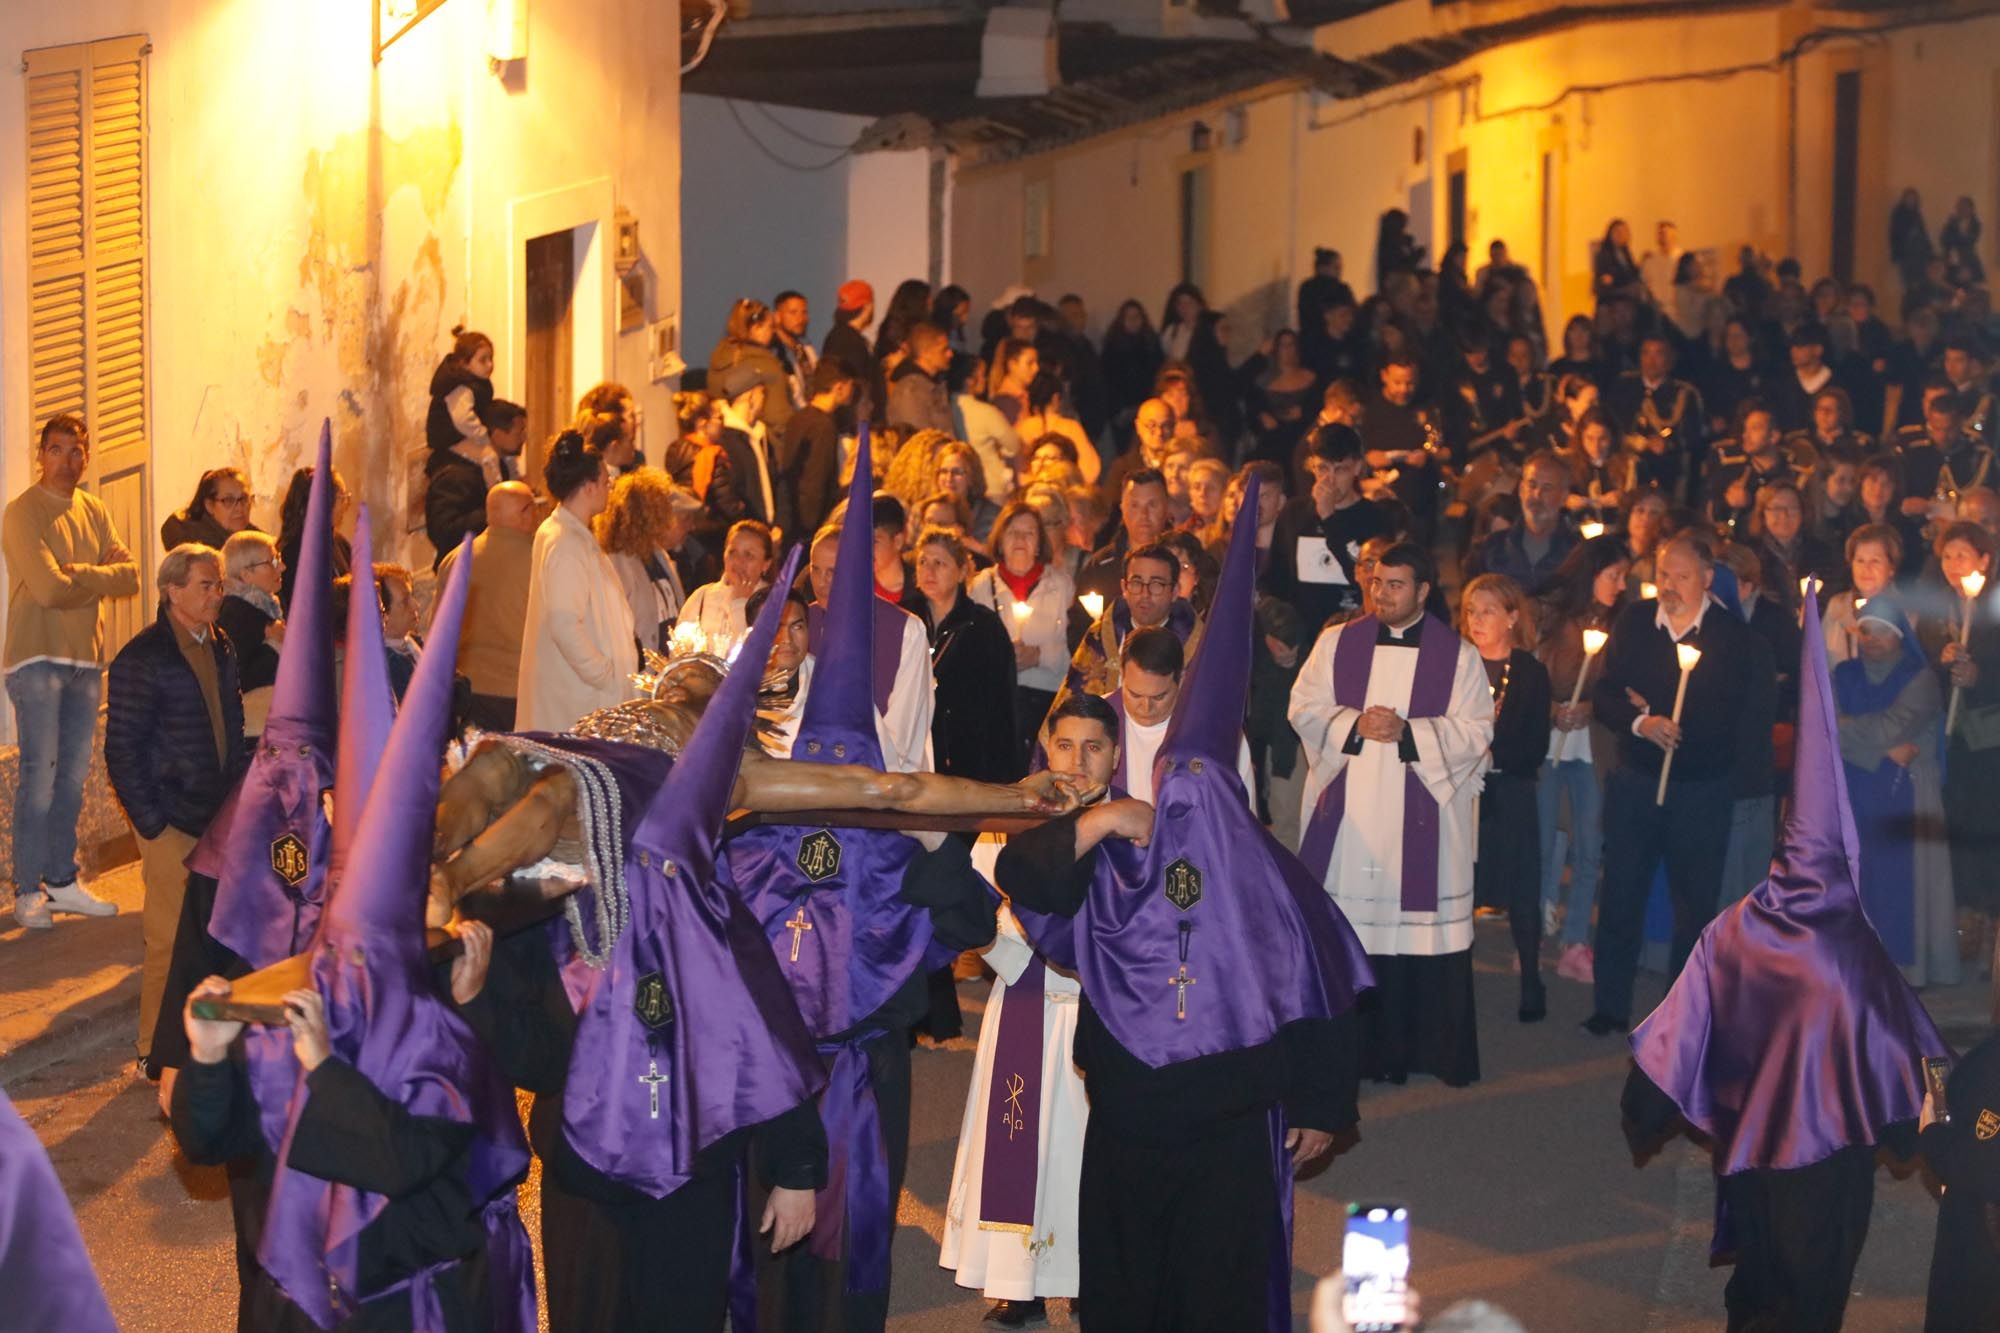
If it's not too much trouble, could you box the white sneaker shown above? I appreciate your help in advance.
[13,890,53,930]
[43,878,117,917]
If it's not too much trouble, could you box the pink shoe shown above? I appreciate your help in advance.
[1556,943,1594,984]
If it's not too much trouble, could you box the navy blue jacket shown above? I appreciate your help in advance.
[106,605,247,839]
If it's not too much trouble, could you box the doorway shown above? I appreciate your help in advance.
[1446,150,1468,252]
[524,228,578,487]
[1179,164,1212,290]
[1831,70,1862,284]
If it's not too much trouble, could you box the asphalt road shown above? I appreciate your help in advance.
[14,923,1982,1331]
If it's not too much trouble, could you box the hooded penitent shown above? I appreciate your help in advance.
[562,545,826,1197]
[257,538,535,1331]
[1018,472,1373,1068]
[198,420,340,967]
[720,423,950,1294]
[725,422,941,1037]
[1630,583,1950,1189]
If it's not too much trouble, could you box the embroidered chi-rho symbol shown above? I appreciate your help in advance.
[270,833,310,886]
[796,829,842,882]
[1163,858,1202,912]
[633,972,674,1029]
[1976,1108,2000,1142]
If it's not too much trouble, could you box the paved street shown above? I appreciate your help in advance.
[12,920,1986,1331]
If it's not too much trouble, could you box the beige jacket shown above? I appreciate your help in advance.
[516,505,638,731]
[442,524,534,699]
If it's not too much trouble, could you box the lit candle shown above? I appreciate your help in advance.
[1947,569,1987,735]
[1640,581,1658,602]
[1010,600,1034,642]
[1568,626,1609,708]
[1078,591,1106,622]
[1579,519,1605,541]
[1655,641,1702,806]
[669,621,704,658]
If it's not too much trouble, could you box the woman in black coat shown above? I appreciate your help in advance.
[1101,299,1165,419]
[906,526,1022,785]
[1461,573,1554,1022]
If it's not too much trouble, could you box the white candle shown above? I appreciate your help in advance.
[1568,626,1609,708]
[1655,641,1702,806]
[1078,591,1106,622]
[1010,599,1034,641]
[1579,519,1605,541]
[1947,570,1987,735]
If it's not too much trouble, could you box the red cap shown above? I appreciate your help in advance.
[836,279,874,311]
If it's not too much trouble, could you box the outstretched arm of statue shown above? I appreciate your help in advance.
[432,765,580,910]
[435,742,542,860]
[734,750,1084,817]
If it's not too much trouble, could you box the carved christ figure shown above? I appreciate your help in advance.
[429,657,1080,922]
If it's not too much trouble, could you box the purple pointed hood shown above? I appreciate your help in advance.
[331,504,395,889]
[563,545,827,1197]
[1157,470,1258,794]
[259,536,532,1327]
[797,421,883,768]
[1017,468,1374,1067]
[1631,583,1950,1177]
[198,420,339,966]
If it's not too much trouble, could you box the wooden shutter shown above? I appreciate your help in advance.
[25,36,150,657]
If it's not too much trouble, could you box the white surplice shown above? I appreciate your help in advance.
[1288,619,1493,957]
[1119,712,1255,806]
[941,885,1087,1300]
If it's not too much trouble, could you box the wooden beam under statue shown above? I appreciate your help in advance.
[191,806,1048,1025]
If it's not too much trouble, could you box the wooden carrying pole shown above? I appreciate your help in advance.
[191,808,1052,1025]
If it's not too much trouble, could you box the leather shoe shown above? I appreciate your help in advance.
[984,1298,1047,1328]
[1580,1012,1628,1036]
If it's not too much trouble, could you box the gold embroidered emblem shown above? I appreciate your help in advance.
[1976,1108,2000,1141]
[270,833,310,886]
[1163,858,1202,912]
[634,972,674,1029]
[796,829,841,883]
[1000,1073,1027,1140]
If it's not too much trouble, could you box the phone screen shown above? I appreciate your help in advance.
[1925,1056,1952,1116]
[1342,1202,1411,1333]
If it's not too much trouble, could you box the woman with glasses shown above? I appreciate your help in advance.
[218,530,285,741]
[162,467,256,550]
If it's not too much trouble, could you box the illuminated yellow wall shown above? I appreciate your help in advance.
[948,7,1999,356]
[0,0,682,572]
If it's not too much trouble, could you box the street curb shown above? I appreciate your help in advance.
[0,970,138,1089]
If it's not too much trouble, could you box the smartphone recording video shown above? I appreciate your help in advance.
[1343,1201,1410,1333]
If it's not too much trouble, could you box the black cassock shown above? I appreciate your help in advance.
[169,1051,495,1332]
[1622,1066,1909,1333]
[997,815,1361,1333]
[472,928,826,1333]
[1923,1032,2000,1333]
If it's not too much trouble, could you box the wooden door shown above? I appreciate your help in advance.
[523,229,576,488]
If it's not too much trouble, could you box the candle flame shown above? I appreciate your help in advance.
[1078,591,1106,621]
[669,621,705,658]
[1581,627,1609,656]
[1676,642,1702,671]
[1579,520,1605,541]
[1011,601,1034,623]
[1964,570,1988,599]
[1640,581,1658,601]
[1799,575,1813,598]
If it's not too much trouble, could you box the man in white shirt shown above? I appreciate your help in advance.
[1115,627,1253,805]
[1641,220,1683,310]
[804,522,934,773]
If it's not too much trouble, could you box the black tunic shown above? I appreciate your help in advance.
[997,813,1359,1333]
[170,1053,494,1332]
[468,927,826,1333]
[1924,1032,2000,1332]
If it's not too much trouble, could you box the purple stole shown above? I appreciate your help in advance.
[805,598,908,716]
[1297,614,1461,913]
[976,956,1046,1232]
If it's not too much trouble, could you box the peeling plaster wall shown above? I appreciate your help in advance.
[0,0,682,605]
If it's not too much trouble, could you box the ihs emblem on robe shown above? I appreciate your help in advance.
[633,972,674,1029]
[796,828,842,883]
[1977,1108,2000,1142]
[1163,858,1202,912]
[269,832,310,887]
